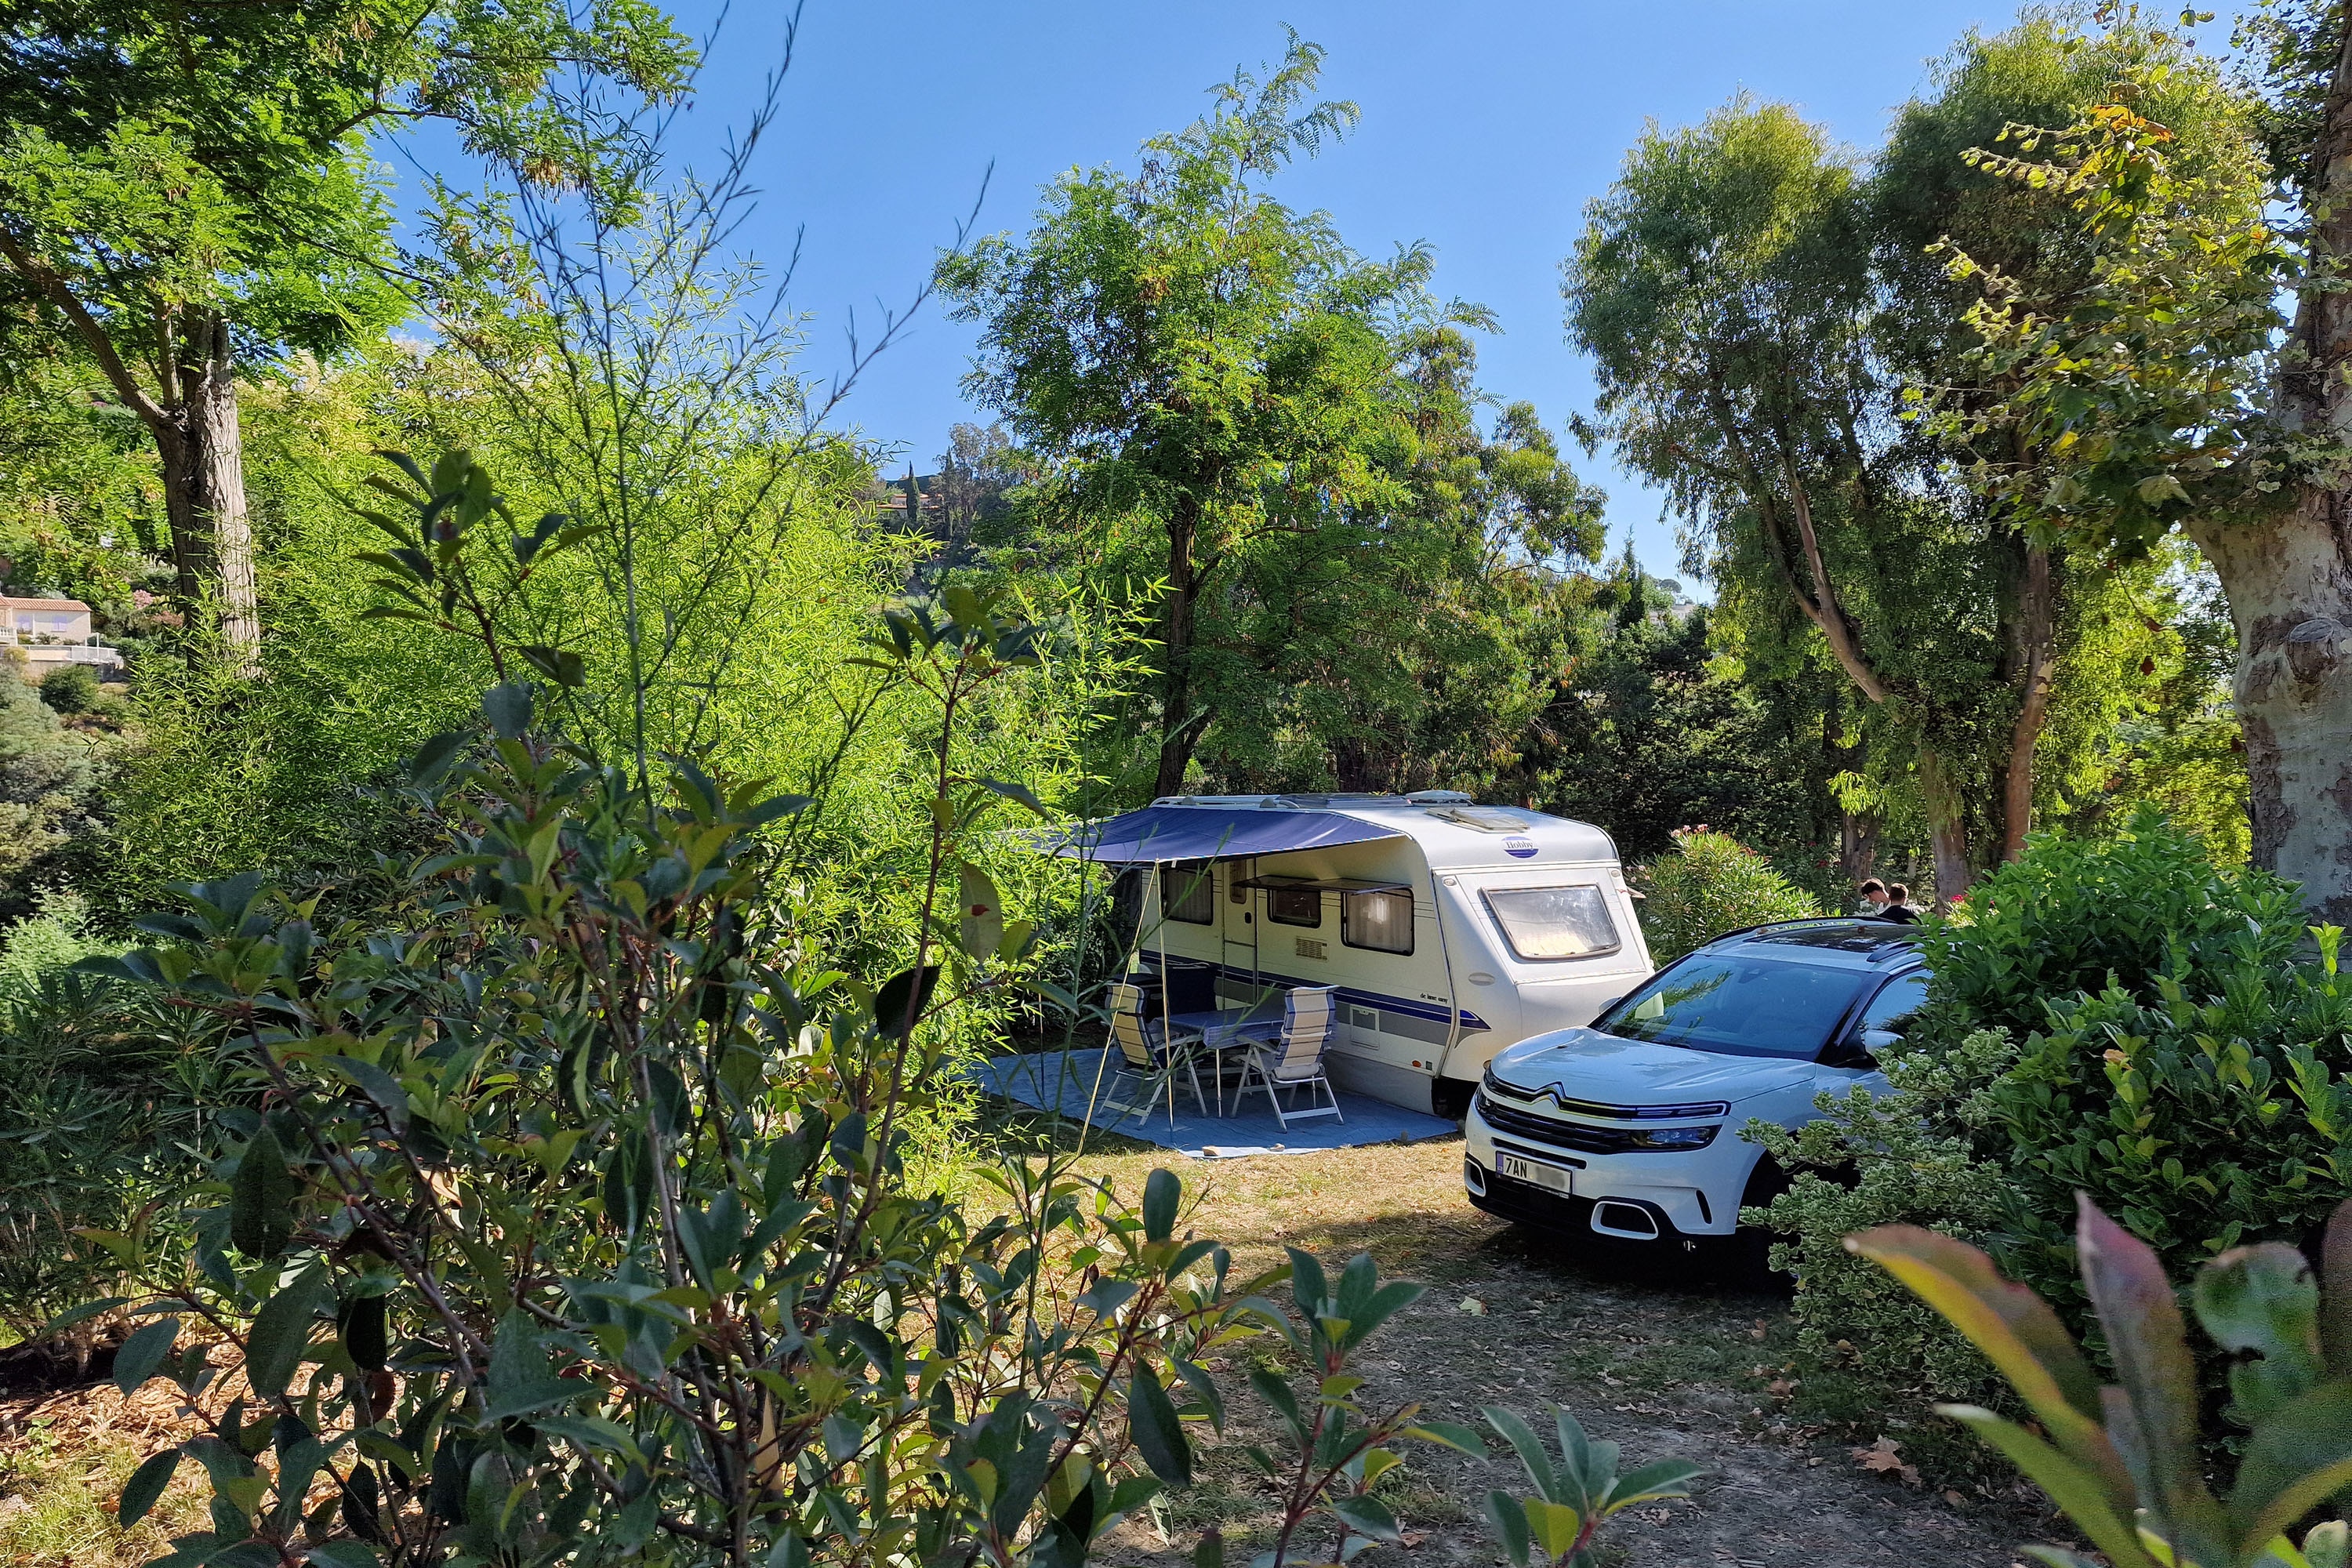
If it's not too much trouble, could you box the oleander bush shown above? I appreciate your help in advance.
[1632,827,1821,964]
[60,451,1684,1568]
[0,895,210,1345]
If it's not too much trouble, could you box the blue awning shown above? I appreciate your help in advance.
[1038,805,1405,865]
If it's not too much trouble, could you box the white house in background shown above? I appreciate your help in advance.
[3,597,123,674]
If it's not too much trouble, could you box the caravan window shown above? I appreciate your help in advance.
[1342,889,1413,954]
[1265,885,1321,927]
[1481,885,1621,961]
[1160,861,1215,925]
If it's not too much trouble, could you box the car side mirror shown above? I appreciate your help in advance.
[1824,1027,1902,1069]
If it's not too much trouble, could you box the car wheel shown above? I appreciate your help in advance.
[1726,1154,1795,1284]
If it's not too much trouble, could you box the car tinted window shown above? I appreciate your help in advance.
[1600,954,1871,1059]
[1858,972,1929,1036]
[1481,885,1621,960]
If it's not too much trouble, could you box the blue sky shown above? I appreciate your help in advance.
[402,1,2247,585]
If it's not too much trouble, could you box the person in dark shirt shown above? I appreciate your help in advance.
[1876,882,1922,924]
[1855,877,1889,917]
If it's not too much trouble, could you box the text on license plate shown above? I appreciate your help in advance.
[1498,1152,1573,1195]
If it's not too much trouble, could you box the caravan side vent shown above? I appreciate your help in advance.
[1349,1006,1380,1032]
[1294,936,1329,961]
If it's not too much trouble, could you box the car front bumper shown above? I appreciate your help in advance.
[1462,1094,1759,1239]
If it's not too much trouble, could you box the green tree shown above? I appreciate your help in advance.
[1922,5,2352,919]
[1524,556,1820,867]
[942,38,1465,800]
[0,0,694,664]
[1191,324,1606,795]
[1566,21,2234,900]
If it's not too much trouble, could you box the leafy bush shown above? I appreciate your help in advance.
[70,454,1285,1568]
[0,662,103,918]
[1746,1026,2016,1408]
[38,662,100,715]
[1854,1194,2352,1568]
[1632,827,1822,962]
[1772,809,2352,1443]
[1989,928,2352,1323]
[0,887,119,1003]
[1919,804,2305,1040]
[1918,808,2350,1313]
[0,900,209,1344]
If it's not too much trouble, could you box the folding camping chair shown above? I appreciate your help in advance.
[1230,985,1344,1130]
[1102,982,1208,1127]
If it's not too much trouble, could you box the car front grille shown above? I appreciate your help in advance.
[1474,1091,1719,1155]
[1475,1092,1646,1154]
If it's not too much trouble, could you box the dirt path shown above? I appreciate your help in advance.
[1055,1130,2059,1568]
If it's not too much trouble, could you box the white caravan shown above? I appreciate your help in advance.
[1053,793,1654,1118]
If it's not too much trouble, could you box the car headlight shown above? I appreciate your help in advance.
[1624,1124,1719,1151]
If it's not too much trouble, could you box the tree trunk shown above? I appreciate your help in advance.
[2223,13,2352,921]
[155,421,208,607]
[1998,543,2059,862]
[1152,492,1200,800]
[2190,508,2352,920]
[1916,745,1974,904]
[185,316,260,670]
[1839,810,1880,889]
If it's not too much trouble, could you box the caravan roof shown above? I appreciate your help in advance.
[1045,793,1619,872]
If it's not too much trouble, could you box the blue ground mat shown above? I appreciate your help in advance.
[973,1047,1459,1158]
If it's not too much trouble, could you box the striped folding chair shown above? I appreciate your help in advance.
[1231,985,1344,1130]
[1102,982,1207,1127]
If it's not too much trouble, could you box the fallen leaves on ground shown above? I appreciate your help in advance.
[1851,1436,1922,1487]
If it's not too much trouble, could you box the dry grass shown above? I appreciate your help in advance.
[970,1113,2067,1568]
[0,1380,211,1567]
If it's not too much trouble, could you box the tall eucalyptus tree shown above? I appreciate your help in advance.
[1566,20,2252,897]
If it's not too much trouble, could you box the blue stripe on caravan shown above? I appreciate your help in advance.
[1199,959,1489,1031]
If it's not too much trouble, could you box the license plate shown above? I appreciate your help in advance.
[1497,1152,1573,1195]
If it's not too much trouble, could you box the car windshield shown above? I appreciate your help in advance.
[1599,953,1871,1059]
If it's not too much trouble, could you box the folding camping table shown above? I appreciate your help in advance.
[1165,1004,1284,1115]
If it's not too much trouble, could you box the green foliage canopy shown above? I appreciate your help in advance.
[1566,20,2249,898]
[944,36,1603,801]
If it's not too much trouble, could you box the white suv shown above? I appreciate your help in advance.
[1462,919,1929,1250]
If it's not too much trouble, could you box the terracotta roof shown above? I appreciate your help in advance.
[2,597,90,612]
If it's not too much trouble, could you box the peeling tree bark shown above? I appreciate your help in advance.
[2193,510,2352,920]
[2209,11,2352,922]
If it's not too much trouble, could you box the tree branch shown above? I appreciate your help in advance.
[0,229,174,433]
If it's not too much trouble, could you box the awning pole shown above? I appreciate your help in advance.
[1159,862,1174,1123]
